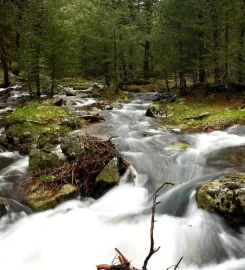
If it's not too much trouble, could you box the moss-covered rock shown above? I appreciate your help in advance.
[168,142,191,150]
[96,157,120,184]
[196,173,245,225]
[29,149,66,172]
[24,182,79,211]
[146,105,172,118]
[60,130,86,159]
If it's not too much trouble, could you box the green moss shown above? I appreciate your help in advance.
[98,87,133,101]
[39,174,55,182]
[155,99,245,131]
[168,142,191,150]
[6,103,72,123]
[60,79,90,90]
[25,183,78,211]
[7,123,70,136]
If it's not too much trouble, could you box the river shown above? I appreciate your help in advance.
[1,92,245,270]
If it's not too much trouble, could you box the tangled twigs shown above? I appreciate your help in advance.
[142,182,175,270]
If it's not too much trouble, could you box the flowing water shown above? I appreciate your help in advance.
[1,93,245,269]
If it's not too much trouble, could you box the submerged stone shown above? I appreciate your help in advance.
[196,173,245,225]
[168,142,191,150]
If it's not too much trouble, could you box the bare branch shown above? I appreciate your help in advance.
[142,182,174,270]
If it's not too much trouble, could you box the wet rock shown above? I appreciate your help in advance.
[66,92,76,97]
[64,100,77,106]
[24,183,79,211]
[96,157,120,184]
[168,142,191,150]
[196,173,245,225]
[0,155,19,170]
[53,97,63,106]
[0,134,8,148]
[105,105,113,110]
[60,130,85,159]
[95,157,120,199]
[76,93,89,99]
[29,148,67,171]
[146,105,172,118]
[0,200,8,218]
[152,93,176,102]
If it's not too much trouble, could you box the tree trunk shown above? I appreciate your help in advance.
[224,8,229,83]
[238,0,245,82]
[198,11,205,83]
[113,28,119,94]
[143,40,150,80]
[213,25,221,84]
[0,31,10,88]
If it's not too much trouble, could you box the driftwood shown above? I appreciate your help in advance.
[96,182,183,270]
[80,114,105,122]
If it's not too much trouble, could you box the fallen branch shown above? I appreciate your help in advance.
[142,182,175,270]
[166,256,183,270]
[96,182,184,270]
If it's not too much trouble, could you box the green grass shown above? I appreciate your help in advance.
[7,123,70,136]
[60,79,90,90]
[154,98,245,131]
[6,103,72,123]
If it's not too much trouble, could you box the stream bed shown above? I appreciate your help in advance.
[1,92,245,269]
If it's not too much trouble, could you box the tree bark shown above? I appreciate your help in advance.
[143,40,150,80]
[113,28,119,94]
[238,0,245,82]
[0,31,10,88]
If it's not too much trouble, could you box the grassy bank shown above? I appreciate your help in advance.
[153,96,245,132]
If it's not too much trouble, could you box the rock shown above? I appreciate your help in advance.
[91,107,102,113]
[0,134,8,148]
[0,200,8,219]
[196,173,245,225]
[24,183,78,211]
[0,155,19,170]
[64,100,77,106]
[66,92,76,97]
[183,112,211,121]
[168,142,191,150]
[60,130,86,159]
[96,157,120,184]
[29,149,67,171]
[152,93,176,102]
[105,105,113,110]
[53,97,63,106]
[146,105,171,118]
[76,93,89,99]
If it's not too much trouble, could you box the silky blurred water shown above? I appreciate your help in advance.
[1,95,245,269]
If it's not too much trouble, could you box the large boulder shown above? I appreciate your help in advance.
[29,149,67,171]
[60,130,86,159]
[24,182,79,211]
[196,173,245,225]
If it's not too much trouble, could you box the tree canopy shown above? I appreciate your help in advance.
[1,0,245,94]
